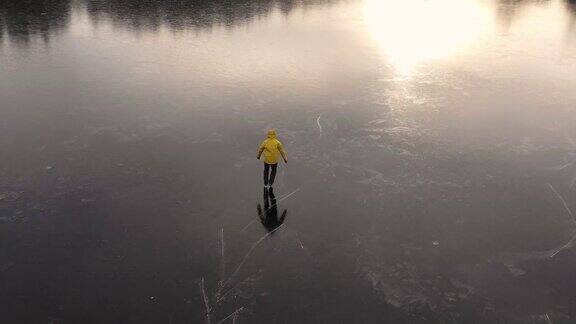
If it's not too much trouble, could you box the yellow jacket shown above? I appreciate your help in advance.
[258,130,287,165]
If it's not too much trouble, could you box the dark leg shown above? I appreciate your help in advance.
[269,163,278,186]
[263,163,270,185]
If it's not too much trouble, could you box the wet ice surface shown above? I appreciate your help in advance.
[1,0,576,322]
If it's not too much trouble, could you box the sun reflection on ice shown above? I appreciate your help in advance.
[363,0,493,76]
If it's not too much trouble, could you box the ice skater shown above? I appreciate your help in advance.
[256,129,288,188]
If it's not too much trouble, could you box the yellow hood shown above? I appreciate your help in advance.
[267,129,277,139]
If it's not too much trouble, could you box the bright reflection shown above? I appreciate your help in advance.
[364,0,492,75]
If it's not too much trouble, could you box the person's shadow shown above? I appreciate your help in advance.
[258,187,287,233]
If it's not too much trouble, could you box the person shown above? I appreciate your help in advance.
[258,187,287,233]
[256,129,287,188]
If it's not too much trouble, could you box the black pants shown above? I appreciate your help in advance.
[263,163,278,186]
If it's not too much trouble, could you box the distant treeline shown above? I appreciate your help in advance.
[0,0,337,44]
[85,0,334,31]
[1,0,575,44]
[0,0,72,44]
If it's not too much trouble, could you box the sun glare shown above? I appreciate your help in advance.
[364,0,492,75]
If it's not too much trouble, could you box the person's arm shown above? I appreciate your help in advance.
[257,142,265,159]
[278,142,288,163]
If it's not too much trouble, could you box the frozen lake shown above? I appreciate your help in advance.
[1,0,576,322]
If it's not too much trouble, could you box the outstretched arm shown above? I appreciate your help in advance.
[257,145,265,160]
[278,143,288,163]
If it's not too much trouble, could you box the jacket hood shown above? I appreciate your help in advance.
[267,129,277,139]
